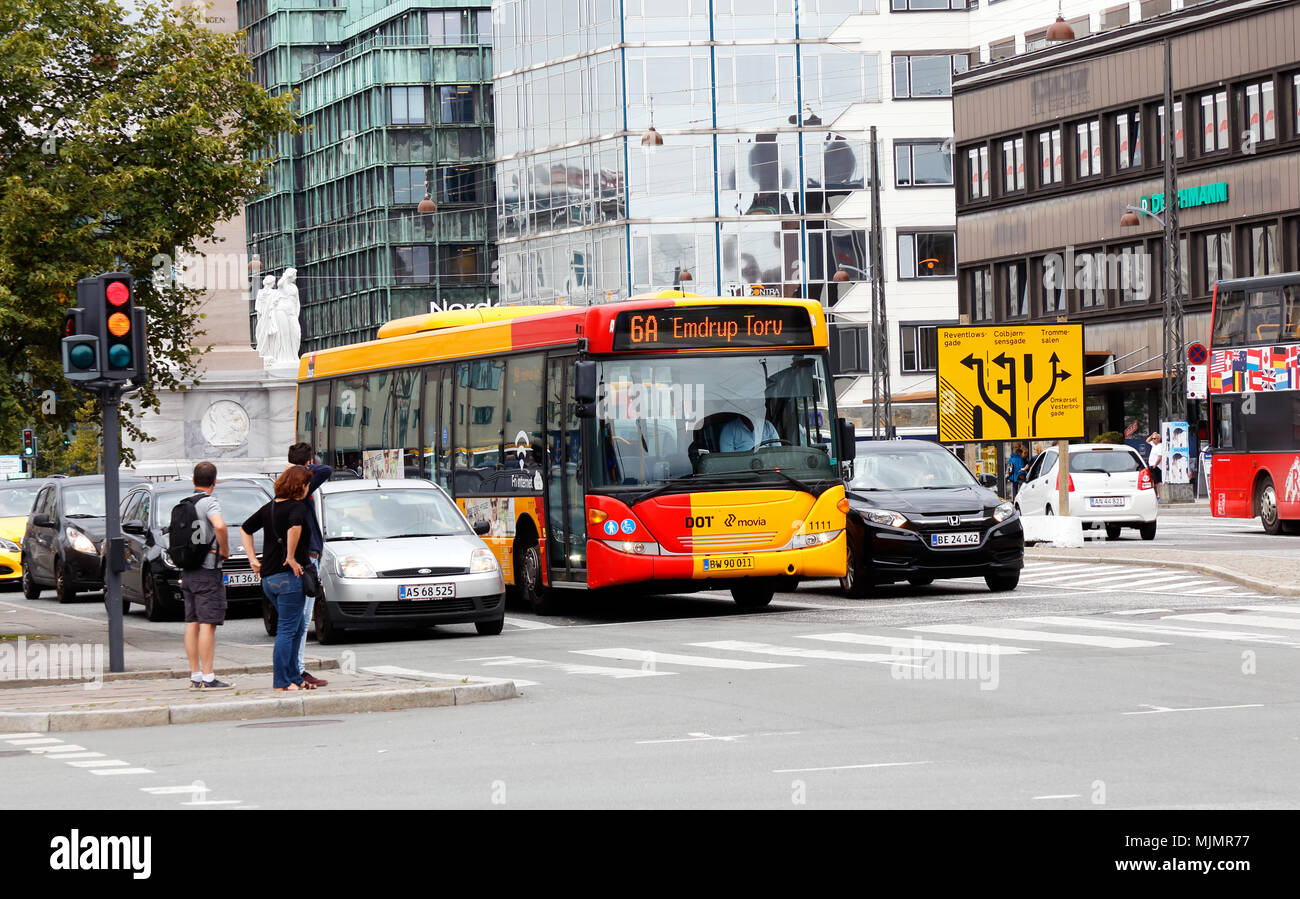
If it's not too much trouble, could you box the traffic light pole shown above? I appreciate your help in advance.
[101,384,125,673]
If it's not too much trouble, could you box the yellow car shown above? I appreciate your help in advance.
[0,480,45,589]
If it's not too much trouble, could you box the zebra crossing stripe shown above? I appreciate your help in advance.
[571,648,799,670]
[1168,612,1300,631]
[459,655,673,679]
[908,623,1166,649]
[691,640,908,666]
[1018,615,1300,646]
[797,632,1033,655]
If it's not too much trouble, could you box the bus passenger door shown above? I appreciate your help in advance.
[546,356,587,581]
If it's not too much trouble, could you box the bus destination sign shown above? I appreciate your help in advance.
[612,305,814,351]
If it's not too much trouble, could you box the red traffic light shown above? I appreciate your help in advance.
[64,314,76,337]
[106,280,130,305]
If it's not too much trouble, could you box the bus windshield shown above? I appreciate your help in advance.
[591,353,836,489]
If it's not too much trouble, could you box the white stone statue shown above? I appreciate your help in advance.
[254,274,277,356]
[261,267,302,366]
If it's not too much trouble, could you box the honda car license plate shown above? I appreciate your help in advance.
[399,582,456,600]
[930,532,979,547]
[1089,497,1126,507]
[223,571,260,587]
[702,556,755,572]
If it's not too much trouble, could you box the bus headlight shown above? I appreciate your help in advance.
[798,530,841,548]
[993,501,1016,523]
[602,539,660,555]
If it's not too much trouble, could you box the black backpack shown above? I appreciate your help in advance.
[166,494,212,570]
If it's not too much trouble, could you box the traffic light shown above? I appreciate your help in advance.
[61,307,101,382]
[69,273,147,384]
[21,428,36,459]
[101,274,136,379]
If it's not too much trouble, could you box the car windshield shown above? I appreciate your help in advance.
[0,486,40,517]
[321,488,470,540]
[591,353,837,489]
[1069,450,1143,474]
[63,487,107,517]
[157,486,271,527]
[850,447,978,490]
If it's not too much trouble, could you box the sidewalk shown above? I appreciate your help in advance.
[0,597,517,730]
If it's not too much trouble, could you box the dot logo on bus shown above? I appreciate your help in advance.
[684,515,714,528]
[603,520,619,536]
[621,519,636,534]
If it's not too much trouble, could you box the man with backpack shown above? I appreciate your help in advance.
[171,461,233,689]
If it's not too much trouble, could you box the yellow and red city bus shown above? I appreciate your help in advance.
[295,293,853,612]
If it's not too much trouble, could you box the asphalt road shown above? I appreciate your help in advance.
[5,554,1298,809]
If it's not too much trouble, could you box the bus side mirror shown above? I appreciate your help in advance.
[575,360,597,418]
[838,418,856,462]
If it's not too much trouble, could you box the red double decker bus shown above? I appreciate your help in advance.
[1207,271,1300,533]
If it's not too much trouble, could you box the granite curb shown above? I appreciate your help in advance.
[0,681,517,732]
[0,657,341,691]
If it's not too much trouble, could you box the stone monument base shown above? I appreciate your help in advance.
[124,366,298,479]
[1159,482,1195,503]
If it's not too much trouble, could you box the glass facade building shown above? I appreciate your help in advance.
[493,1,880,307]
[238,0,497,352]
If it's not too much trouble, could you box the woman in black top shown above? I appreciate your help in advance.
[240,466,313,690]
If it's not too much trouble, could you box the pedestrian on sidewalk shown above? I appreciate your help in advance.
[1146,432,1165,500]
[1006,444,1027,499]
[287,443,332,688]
[179,462,233,690]
[241,466,315,692]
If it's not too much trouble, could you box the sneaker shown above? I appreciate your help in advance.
[200,678,234,690]
[301,671,328,687]
[189,679,203,690]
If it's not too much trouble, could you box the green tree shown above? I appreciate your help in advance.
[0,0,298,468]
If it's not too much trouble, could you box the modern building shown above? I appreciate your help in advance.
[953,0,1300,445]
[238,0,498,352]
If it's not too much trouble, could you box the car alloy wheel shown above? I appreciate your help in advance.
[54,561,76,604]
[21,563,41,600]
[143,571,171,622]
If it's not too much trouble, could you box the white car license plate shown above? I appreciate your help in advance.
[1089,497,1126,508]
[930,532,980,547]
[223,571,260,587]
[399,582,456,600]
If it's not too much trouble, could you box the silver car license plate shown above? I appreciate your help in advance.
[931,532,979,547]
[1089,497,1126,507]
[399,582,456,600]
[223,571,260,587]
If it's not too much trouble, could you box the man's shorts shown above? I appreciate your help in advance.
[181,567,227,625]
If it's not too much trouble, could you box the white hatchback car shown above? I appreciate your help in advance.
[1015,444,1158,540]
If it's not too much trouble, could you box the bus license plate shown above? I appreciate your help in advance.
[223,572,260,587]
[930,532,979,547]
[702,556,755,572]
[399,583,456,600]
[1089,497,1126,507]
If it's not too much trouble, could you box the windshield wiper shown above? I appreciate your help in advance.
[325,535,366,541]
[66,513,100,518]
[388,532,457,538]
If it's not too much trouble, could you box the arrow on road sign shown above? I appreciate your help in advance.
[962,353,1014,435]
[1031,352,1072,436]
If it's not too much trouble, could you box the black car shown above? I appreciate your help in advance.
[841,441,1023,596]
[116,479,272,620]
[21,475,146,602]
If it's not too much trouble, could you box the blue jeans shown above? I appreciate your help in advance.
[296,593,314,675]
[263,572,306,688]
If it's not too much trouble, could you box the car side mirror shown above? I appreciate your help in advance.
[32,513,54,528]
[122,521,145,535]
[473,520,491,536]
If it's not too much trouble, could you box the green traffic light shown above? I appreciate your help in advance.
[108,344,132,368]
[69,343,96,370]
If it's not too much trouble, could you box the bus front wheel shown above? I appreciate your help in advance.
[1258,477,1284,535]
[731,579,776,609]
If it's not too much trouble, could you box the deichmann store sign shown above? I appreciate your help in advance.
[1139,181,1229,214]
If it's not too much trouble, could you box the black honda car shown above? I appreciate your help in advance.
[21,475,146,602]
[115,478,272,620]
[841,440,1023,596]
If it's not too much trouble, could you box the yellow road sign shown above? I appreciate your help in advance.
[937,324,1084,442]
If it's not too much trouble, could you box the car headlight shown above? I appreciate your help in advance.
[65,527,96,556]
[470,548,499,572]
[864,509,908,529]
[0,537,19,553]
[993,501,1016,523]
[336,555,376,579]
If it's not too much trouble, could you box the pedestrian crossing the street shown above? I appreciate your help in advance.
[1016,560,1269,598]
[422,602,1300,686]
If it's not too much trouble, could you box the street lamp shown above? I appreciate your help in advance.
[1046,2,1075,41]
[418,174,437,213]
[672,266,692,289]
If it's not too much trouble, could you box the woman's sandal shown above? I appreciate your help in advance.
[274,683,314,692]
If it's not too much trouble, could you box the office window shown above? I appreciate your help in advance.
[1101,5,1129,29]
[1203,230,1233,290]
[898,231,956,279]
[1116,110,1142,170]
[1066,16,1090,38]
[1077,251,1106,308]
[440,85,477,124]
[1037,128,1063,185]
[439,165,486,204]
[440,245,485,283]
[1024,27,1048,52]
[1200,90,1228,153]
[1153,236,1191,300]
[966,145,988,199]
[895,140,952,186]
[1117,245,1151,305]
[892,0,969,8]
[390,86,426,125]
[1139,0,1171,17]
[1001,137,1024,192]
[989,37,1014,61]
[1039,256,1067,314]
[392,166,427,204]
[968,268,992,322]
[393,246,432,284]
[1156,100,1185,160]
[899,324,940,373]
[833,325,872,375]
[1241,80,1276,144]
[1247,224,1280,277]
[1075,119,1101,177]
[893,53,969,98]
[429,9,485,44]
[1001,260,1028,318]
